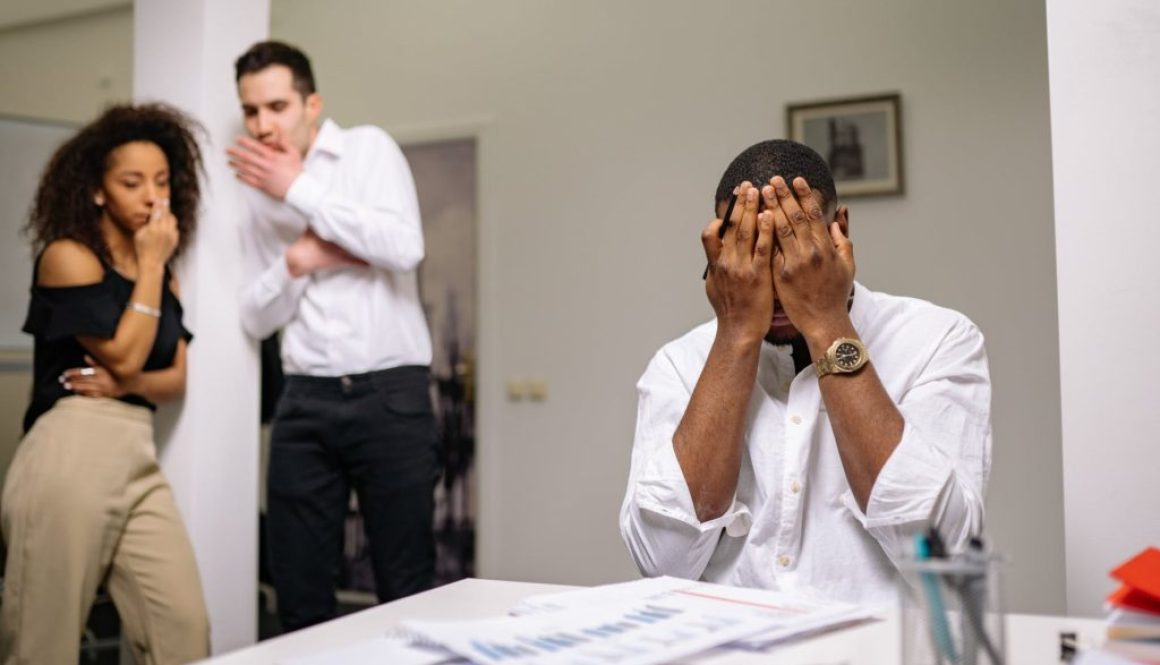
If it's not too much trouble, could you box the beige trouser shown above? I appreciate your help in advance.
[0,397,209,665]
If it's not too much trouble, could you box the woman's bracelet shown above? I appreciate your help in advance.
[126,301,162,318]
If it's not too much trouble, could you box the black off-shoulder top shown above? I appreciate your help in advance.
[21,259,192,433]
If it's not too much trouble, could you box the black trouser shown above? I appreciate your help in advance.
[266,365,438,632]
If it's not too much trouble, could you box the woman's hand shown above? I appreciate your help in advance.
[60,355,132,398]
[134,198,180,271]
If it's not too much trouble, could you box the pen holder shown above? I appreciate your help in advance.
[897,554,1006,665]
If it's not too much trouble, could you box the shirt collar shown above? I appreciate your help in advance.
[306,118,343,159]
[849,280,870,334]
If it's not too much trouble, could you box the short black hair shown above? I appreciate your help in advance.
[714,139,838,213]
[234,40,316,98]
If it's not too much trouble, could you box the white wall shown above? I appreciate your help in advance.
[1047,0,1160,617]
[0,6,131,122]
[0,0,1067,615]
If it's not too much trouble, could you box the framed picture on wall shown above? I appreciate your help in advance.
[786,93,903,198]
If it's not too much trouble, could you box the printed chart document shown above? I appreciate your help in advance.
[402,577,875,665]
[279,636,459,665]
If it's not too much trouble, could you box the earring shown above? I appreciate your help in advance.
[94,195,104,207]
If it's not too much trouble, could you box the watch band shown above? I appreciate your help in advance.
[814,337,868,377]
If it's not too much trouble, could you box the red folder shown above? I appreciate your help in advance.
[1108,547,1160,615]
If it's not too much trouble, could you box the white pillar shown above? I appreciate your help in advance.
[134,0,268,652]
[1047,0,1160,616]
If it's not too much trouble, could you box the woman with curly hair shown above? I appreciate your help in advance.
[1,104,210,664]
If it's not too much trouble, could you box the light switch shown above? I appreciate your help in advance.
[527,379,548,401]
[506,380,527,401]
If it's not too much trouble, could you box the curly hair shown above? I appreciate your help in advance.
[26,103,205,263]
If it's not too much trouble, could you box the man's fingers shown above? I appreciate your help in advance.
[767,179,797,253]
[831,221,855,273]
[723,183,755,263]
[228,159,267,180]
[753,211,774,264]
[235,136,275,157]
[792,177,833,249]
[773,176,811,232]
[772,245,787,282]
[234,171,264,189]
[227,148,270,172]
[702,218,725,272]
[737,184,760,256]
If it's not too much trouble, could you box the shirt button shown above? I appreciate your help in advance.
[778,555,792,567]
[781,381,792,393]
[790,415,802,425]
[790,480,802,494]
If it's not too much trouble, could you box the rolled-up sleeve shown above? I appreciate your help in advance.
[238,214,309,340]
[619,350,752,581]
[840,317,991,562]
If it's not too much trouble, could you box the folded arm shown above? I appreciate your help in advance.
[839,318,992,562]
[620,348,755,581]
[40,240,164,381]
[284,130,424,272]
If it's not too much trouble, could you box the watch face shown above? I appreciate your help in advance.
[834,342,862,369]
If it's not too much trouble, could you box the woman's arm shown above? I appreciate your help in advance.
[62,339,186,404]
[59,270,189,404]
[39,240,166,380]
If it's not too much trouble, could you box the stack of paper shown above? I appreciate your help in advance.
[1103,547,1160,662]
[280,636,460,665]
[401,577,875,665]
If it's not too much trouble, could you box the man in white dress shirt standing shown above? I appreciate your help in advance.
[228,41,437,631]
[620,140,991,605]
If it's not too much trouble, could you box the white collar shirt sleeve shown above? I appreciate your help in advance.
[619,283,992,605]
[237,119,433,376]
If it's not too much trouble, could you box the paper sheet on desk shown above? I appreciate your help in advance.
[402,577,875,665]
[511,576,877,651]
[279,636,461,665]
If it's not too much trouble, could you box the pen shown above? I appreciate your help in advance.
[916,531,958,665]
[702,192,739,280]
[957,537,1004,665]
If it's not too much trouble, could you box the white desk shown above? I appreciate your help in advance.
[201,578,1104,665]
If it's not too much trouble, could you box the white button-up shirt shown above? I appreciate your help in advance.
[238,119,432,375]
[619,282,991,606]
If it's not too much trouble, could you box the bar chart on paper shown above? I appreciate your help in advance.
[403,591,804,665]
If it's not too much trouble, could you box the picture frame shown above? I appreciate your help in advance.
[786,93,904,198]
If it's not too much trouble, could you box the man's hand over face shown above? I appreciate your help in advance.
[227,133,304,200]
[285,228,368,277]
[702,182,777,346]
[762,176,855,347]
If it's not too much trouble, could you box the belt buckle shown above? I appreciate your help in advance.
[340,375,353,394]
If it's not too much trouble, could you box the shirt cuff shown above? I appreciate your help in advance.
[259,254,309,300]
[842,420,952,530]
[634,439,753,537]
[284,171,326,220]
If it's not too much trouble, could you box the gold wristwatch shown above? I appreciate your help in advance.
[814,337,869,378]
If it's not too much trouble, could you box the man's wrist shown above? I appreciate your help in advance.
[713,326,766,356]
[803,315,858,359]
